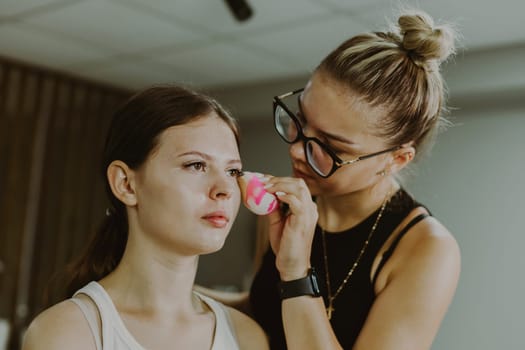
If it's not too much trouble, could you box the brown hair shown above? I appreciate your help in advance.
[64,84,239,297]
[317,10,456,157]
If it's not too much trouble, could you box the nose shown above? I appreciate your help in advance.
[289,139,306,163]
[209,171,235,200]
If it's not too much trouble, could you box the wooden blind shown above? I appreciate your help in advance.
[0,56,130,349]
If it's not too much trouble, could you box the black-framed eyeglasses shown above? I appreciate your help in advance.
[273,88,401,178]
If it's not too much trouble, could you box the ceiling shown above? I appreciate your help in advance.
[1,0,524,91]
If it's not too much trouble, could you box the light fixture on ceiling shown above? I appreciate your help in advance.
[223,0,253,22]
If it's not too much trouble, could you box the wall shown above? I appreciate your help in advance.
[409,44,525,349]
[0,56,129,349]
[198,43,525,349]
[409,106,525,350]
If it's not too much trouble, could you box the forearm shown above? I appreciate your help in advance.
[281,296,342,350]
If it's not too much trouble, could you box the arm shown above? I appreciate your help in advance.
[354,217,460,350]
[263,176,343,349]
[22,300,95,350]
[281,295,342,349]
[280,217,459,350]
[264,177,460,350]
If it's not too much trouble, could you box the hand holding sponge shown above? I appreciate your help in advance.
[237,171,278,215]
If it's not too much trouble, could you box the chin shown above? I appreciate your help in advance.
[198,232,228,254]
[199,242,226,256]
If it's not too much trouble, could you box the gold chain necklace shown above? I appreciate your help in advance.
[321,191,391,320]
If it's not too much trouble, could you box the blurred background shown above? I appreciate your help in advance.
[1,0,524,349]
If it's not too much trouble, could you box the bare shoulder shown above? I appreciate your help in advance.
[359,216,461,348]
[375,211,461,294]
[22,299,96,350]
[390,214,461,292]
[225,306,269,350]
[409,215,461,266]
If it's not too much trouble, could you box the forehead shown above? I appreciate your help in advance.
[302,73,388,137]
[155,115,239,157]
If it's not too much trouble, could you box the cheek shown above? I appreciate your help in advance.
[137,175,197,217]
[319,167,376,194]
[232,186,242,211]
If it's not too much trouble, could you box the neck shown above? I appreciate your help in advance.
[317,177,398,232]
[100,232,202,319]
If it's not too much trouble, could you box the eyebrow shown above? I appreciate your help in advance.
[298,98,357,146]
[177,151,242,165]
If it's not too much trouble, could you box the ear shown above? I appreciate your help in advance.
[389,144,416,173]
[107,160,137,206]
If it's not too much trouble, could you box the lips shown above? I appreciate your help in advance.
[202,211,230,228]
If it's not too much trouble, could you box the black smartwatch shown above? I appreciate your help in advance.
[278,267,322,300]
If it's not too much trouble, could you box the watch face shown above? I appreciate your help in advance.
[309,268,321,296]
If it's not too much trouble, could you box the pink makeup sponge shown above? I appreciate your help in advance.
[238,171,278,215]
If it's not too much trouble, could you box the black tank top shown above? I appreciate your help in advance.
[249,189,428,349]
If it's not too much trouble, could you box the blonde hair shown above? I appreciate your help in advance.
[317,10,456,156]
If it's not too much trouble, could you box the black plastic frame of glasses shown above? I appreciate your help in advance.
[273,88,402,178]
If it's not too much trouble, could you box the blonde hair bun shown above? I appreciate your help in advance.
[398,11,455,63]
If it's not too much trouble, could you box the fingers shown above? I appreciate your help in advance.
[237,172,280,215]
[263,176,317,225]
[262,175,318,280]
[264,177,312,209]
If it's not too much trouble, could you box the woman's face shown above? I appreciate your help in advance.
[131,114,242,256]
[290,71,393,197]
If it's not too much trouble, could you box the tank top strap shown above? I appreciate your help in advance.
[372,213,430,286]
[193,291,240,350]
[69,296,103,350]
[72,281,144,349]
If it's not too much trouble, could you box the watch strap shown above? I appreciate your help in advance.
[278,267,321,300]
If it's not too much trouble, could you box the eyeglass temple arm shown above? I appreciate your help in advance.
[275,88,305,100]
[337,146,403,166]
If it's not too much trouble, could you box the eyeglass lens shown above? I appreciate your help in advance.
[305,141,333,176]
[275,99,334,177]
[275,105,298,142]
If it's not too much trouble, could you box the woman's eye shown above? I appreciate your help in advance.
[296,112,307,126]
[227,168,243,177]
[185,161,207,172]
[334,146,358,158]
[330,145,350,156]
[328,144,344,154]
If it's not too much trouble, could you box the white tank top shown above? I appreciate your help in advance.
[70,281,240,350]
